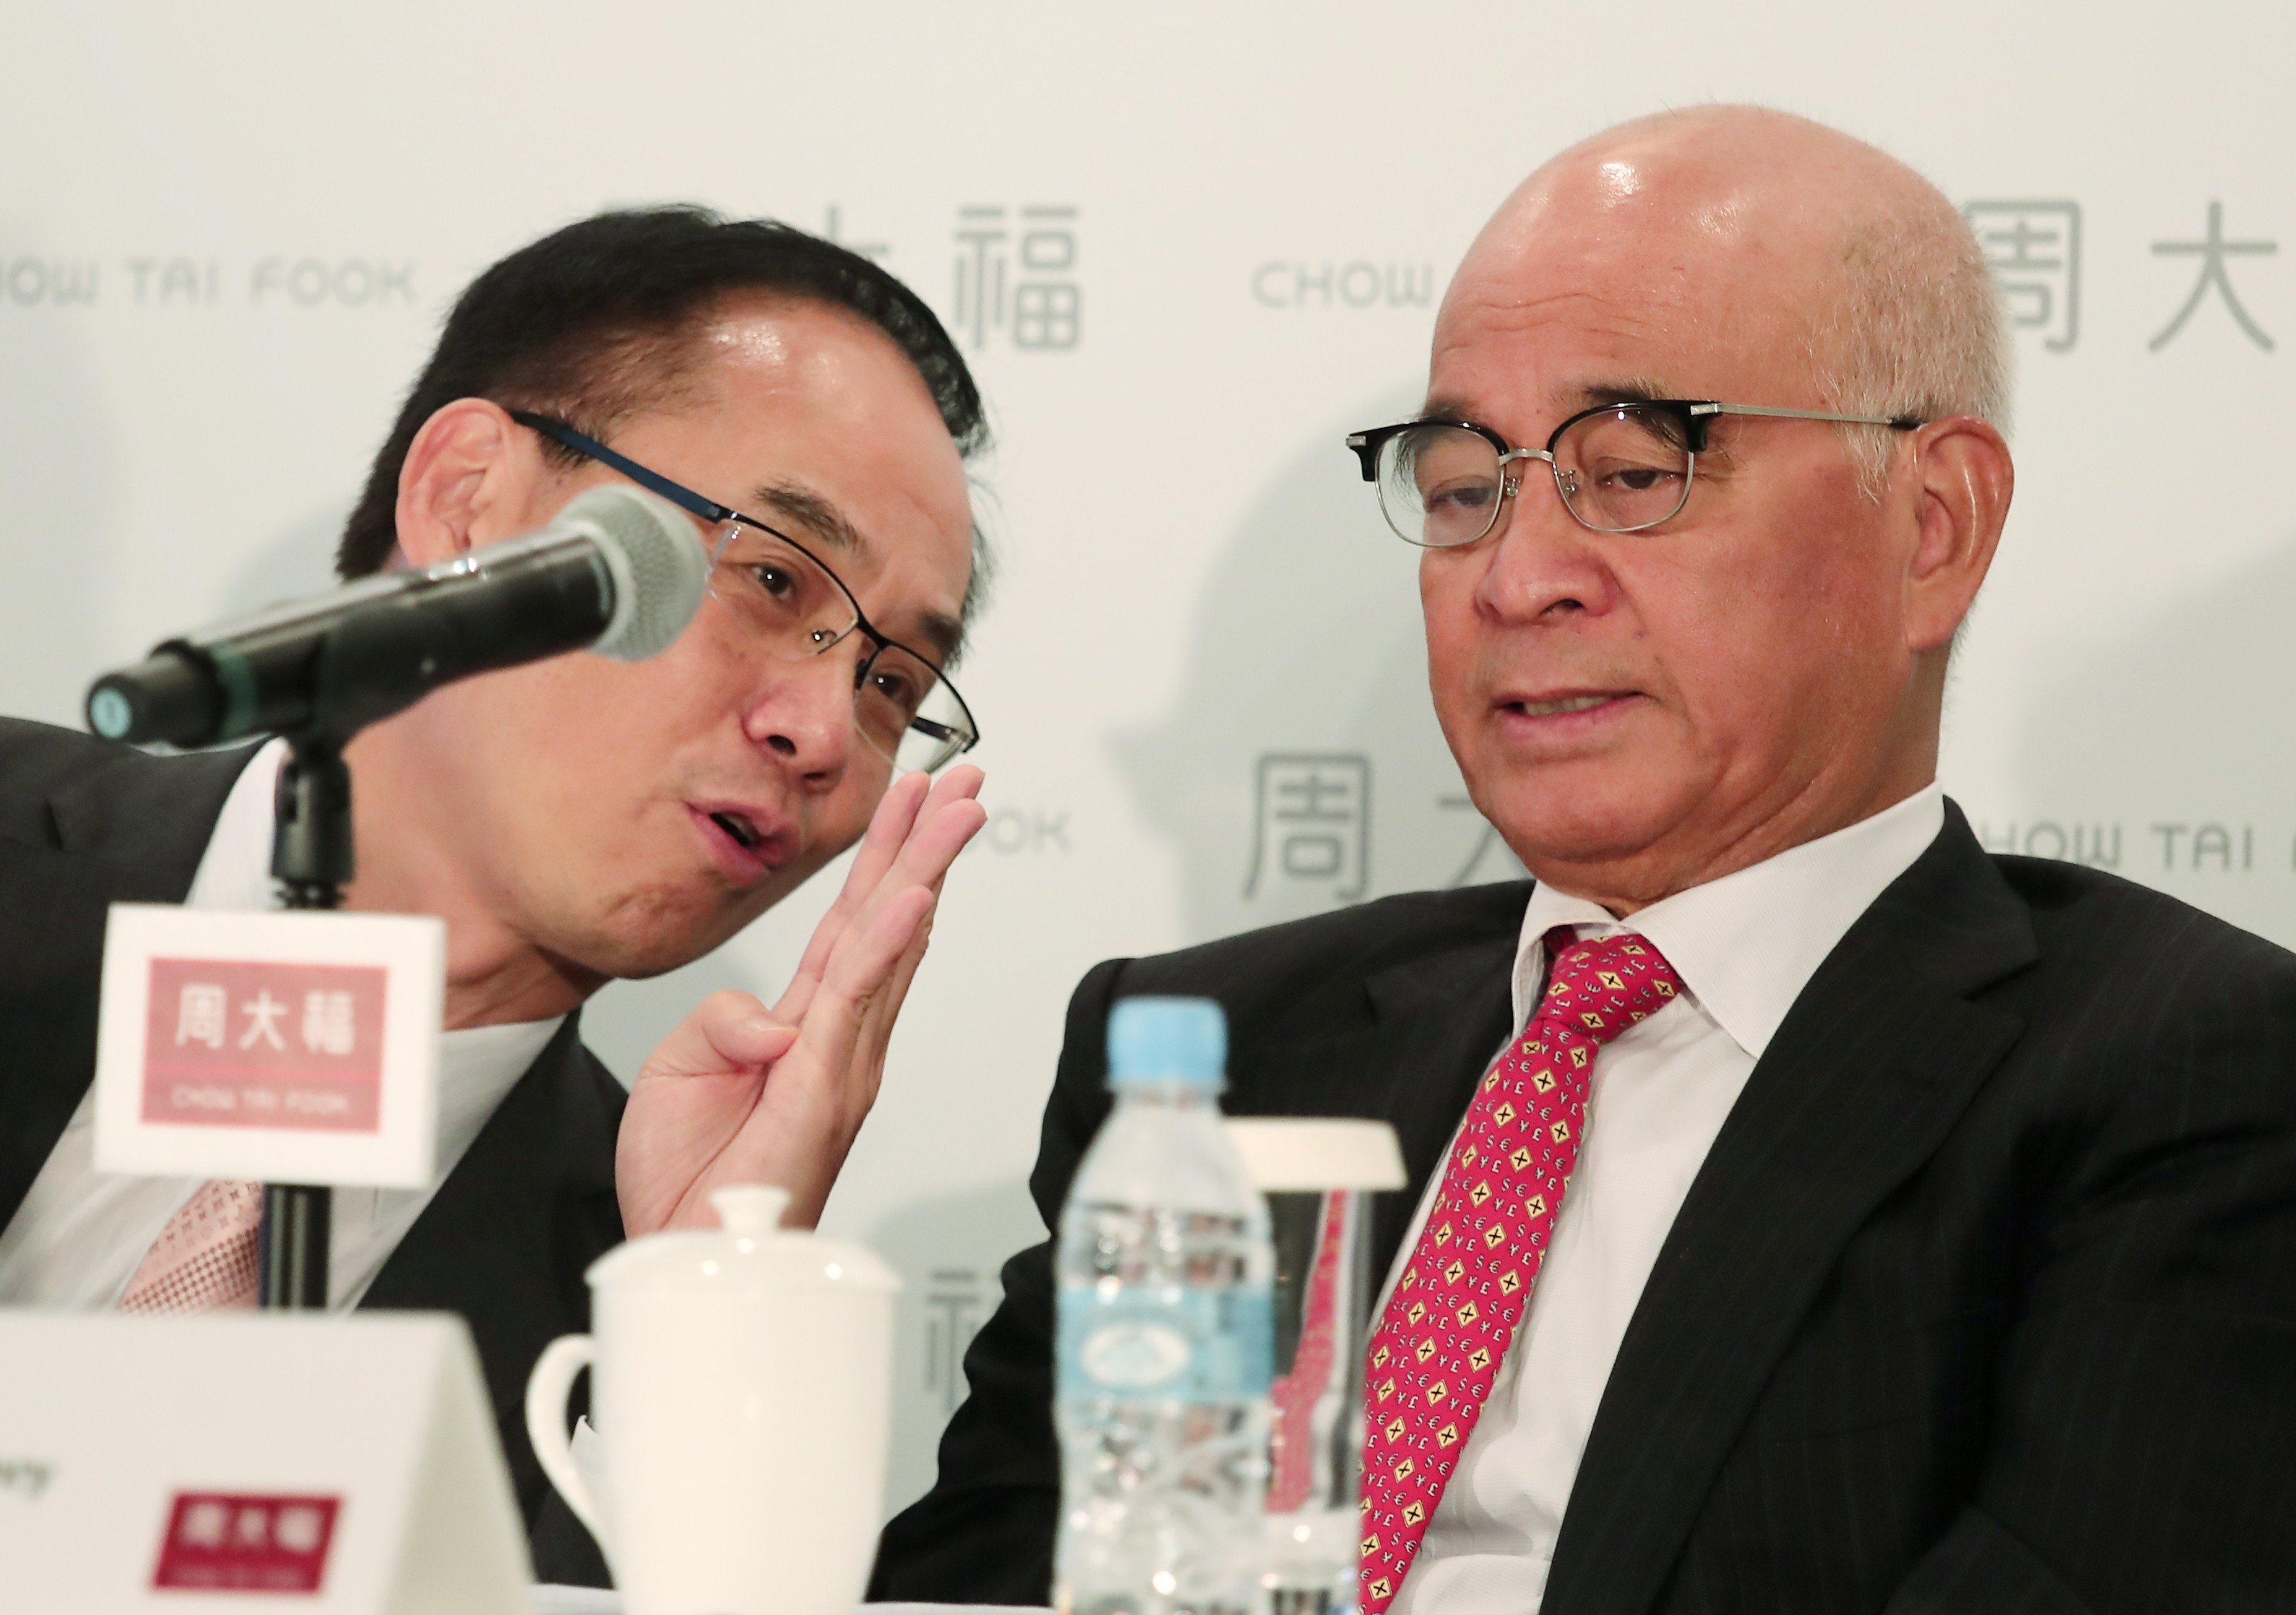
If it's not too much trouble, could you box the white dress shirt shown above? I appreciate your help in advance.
[0,739,564,1311]
[1387,785,1945,1615]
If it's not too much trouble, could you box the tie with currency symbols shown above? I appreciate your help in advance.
[1357,928,1682,1614]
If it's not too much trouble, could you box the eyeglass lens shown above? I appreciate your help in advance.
[708,523,973,773]
[1376,408,1694,545]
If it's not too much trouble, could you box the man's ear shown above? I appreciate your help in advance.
[1903,415,2014,654]
[390,398,548,571]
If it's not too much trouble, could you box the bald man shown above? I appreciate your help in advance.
[873,109,2296,1614]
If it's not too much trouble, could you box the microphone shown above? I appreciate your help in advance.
[85,486,710,748]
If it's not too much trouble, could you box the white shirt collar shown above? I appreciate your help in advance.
[183,738,294,913]
[1510,783,1946,1059]
[182,737,565,1176]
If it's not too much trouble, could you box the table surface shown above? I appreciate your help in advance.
[530,1590,1049,1615]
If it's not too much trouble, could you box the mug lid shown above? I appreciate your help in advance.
[1225,1118,1407,1191]
[584,1184,901,1294]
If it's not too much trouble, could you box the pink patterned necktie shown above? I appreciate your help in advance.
[119,1181,264,1312]
[1268,1191,1352,1511]
[1358,929,1682,1614]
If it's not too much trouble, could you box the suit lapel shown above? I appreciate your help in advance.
[1217,888,1521,1282]
[1542,807,2036,1615]
[45,741,255,880]
[0,843,184,1224]
[0,743,255,1226]
[1359,927,1519,1282]
[359,1014,626,1525]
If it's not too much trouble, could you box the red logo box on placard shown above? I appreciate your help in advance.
[142,958,387,1134]
[151,1491,342,1593]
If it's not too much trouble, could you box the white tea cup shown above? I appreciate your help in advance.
[525,1184,899,1615]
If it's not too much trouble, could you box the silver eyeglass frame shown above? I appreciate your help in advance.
[1346,399,1926,543]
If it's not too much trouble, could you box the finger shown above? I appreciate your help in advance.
[920,762,986,813]
[773,772,934,1025]
[807,797,982,998]
[739,888,935,1160]
[802,886,937,1075]
[799,777,984,989]
[882,793,990,897]
[835,768,976,923]
[855,907,935,1076]
[837,770,934,915]
[639,989,797,1081]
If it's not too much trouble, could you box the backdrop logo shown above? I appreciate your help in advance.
[979,806,1070,855]
[250,259,415,308]
[1244,753,1370,903]
[1965,201,2080,350]
[0,1458,53,1501]
[125,259,221,305]
[820,204,890,264]
[0,256,418,310]
[923,1267,991,1413]
[1973,818,2285,872]
[953,204,1081,351]
[1,259,98,306]
[1961,196,2281,354]
[2151,203,2277,352]
[1252,261,1434,310]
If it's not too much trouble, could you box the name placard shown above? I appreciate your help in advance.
[0,1311,528,1614]
[93,903,444,1187]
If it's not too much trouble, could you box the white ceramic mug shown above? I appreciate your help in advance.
[525,1184,900,1615]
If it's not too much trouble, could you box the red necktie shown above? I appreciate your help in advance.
[1358,929,1682,1614]
[1268,1191,1351,1511]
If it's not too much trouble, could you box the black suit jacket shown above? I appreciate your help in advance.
[874,803,2296,1613]
[0,717,622,1587]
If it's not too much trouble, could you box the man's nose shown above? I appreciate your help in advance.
[1469,472,1620,624]
[741,647,859,786]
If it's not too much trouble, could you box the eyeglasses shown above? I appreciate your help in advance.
[1347,400,1925,546]
[511,411,979,775]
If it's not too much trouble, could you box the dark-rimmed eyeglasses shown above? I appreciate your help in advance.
[511,411,979,775]
[1347,400,1925,546]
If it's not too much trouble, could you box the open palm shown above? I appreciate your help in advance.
[616,765,987,1234]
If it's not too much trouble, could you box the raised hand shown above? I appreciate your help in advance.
[615,764,987,1235]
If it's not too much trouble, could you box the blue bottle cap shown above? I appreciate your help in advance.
[1106,996,1227,1090]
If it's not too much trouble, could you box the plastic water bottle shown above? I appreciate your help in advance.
[1056,997,1275,1615]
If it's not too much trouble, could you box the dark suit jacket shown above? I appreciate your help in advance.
[0,717,622,1587]
[873,803,2296,1614]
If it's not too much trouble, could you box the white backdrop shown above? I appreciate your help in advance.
[4,0,2291,1516]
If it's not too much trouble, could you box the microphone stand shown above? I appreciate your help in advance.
[257,732,355,1310]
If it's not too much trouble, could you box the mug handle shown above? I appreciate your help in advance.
[524,1334,605,1543]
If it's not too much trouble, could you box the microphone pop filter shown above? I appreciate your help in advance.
[557,485,712,662]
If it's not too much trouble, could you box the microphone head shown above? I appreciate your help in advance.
[556,485,712,661]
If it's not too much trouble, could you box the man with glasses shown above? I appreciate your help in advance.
[0,206,988,1584]
[878,108,2296,1612]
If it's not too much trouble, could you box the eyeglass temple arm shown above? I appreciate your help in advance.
[1694,403,1925,430]
[512,413,738,525]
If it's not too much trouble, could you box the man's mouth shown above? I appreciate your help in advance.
[709,810,762,850]
[1511,694,1619,717]
[688,802,791,882]
[1494,688,1644,733]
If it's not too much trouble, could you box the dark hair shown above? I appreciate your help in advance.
[337,205,989,582]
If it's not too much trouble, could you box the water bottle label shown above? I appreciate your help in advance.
[1058,1283,1273,1401]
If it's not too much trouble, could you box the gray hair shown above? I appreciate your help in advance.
[1807,204,2014,497]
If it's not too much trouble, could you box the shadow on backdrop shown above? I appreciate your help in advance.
[0,222,114,727]
[1114,388,1524,947]
[2008,530,2296,950]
